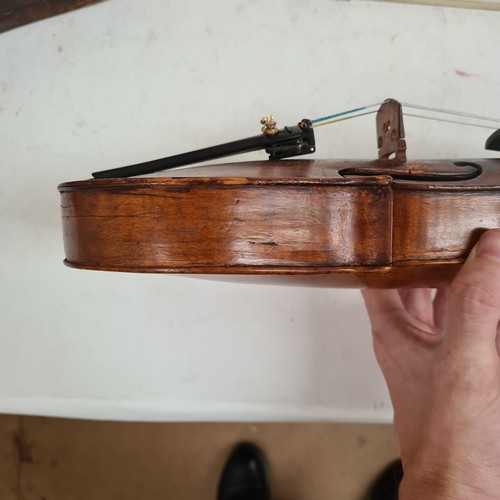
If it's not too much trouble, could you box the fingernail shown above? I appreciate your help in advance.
[475,231,500,262]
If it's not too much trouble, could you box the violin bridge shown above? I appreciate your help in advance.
[376,98,407,161]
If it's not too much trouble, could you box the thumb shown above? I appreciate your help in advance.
[445,229,500,357]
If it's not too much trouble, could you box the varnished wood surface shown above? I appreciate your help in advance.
[0,0,104,33]
[58,159,500,288]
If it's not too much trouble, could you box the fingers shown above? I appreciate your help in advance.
[398,289,434,326]
[445,229,500,357]
[362,289,404,325]
[362,289,411,344]
[497,322,500,357]
[433,288,449,330]
[363,287,440,344]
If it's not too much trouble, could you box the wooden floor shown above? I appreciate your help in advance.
[0,415,399,500]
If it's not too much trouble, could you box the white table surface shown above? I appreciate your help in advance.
[0,0,499,422]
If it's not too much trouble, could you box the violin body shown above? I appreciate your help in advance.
[58,158,500,288]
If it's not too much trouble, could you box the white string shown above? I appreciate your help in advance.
[404,113,498,130]
[311,102,500,130]
[401,103,500,124]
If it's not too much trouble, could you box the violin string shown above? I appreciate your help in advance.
[312,102,500,128]
[311,103,381,125]
[401,103,500,124]
[311,110,378,128]
[404,113,498,130]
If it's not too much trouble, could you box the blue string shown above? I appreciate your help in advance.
[312,101,500,128]
[311,104,380,125]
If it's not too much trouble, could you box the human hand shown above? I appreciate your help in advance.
[362,229,500,500]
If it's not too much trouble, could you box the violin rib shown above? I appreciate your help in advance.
[58,159,500,288]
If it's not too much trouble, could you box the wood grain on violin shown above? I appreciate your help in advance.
[58,159,500,288]
[0,0,104,33]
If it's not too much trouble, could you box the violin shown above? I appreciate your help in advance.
[58,99,500,288]
[0,0,104,33]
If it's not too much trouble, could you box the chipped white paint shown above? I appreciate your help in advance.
[0,0,499,421]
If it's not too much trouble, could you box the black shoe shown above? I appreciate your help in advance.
[217,442,270,500]
[368,459,403,500]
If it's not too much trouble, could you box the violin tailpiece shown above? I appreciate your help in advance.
[377,99,407,161]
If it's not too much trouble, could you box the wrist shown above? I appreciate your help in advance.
[399,472,464,500]
[400,460,500,500]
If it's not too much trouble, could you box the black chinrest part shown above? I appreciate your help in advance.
[92,120,315,179]
[486,129,500,152]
